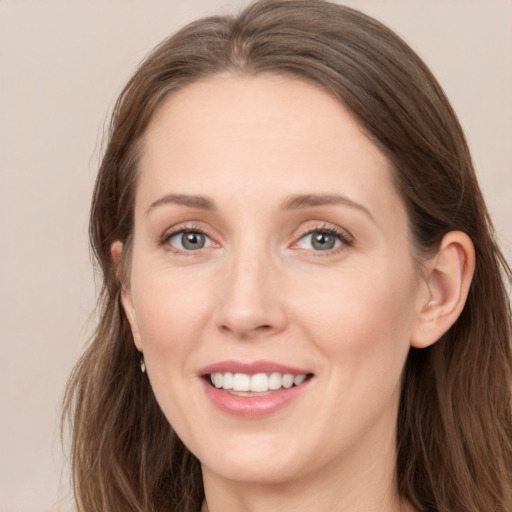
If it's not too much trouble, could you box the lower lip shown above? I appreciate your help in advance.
[202,378,312,418]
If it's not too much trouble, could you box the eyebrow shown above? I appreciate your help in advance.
[281,194,375,222]
[145,192,374,222]
[145,193,216,215]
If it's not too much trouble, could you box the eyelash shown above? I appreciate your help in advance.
[158,223,215,254]
[291,224,353,255]
[158,223,353,255]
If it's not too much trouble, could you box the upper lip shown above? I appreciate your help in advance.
[199,360,312,376]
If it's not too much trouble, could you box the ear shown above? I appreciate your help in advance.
[111,241,143,352]
[411,231,475,349]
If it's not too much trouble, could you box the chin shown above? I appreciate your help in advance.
[192,432,313,485]
[201,453,303,485]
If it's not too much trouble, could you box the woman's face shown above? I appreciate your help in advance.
[121,75,427,487]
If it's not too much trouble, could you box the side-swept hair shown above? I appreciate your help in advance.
[63,1,512,511]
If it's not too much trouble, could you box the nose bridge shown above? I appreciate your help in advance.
[215,232,285,338]
[231,239,270,303]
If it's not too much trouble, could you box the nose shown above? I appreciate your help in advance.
[214,245,287,341]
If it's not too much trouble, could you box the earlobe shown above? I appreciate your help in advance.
[111,240,124,278]
[111,241,143,352]
[411,231,475,349]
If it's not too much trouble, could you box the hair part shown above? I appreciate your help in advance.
[63,1,512,511]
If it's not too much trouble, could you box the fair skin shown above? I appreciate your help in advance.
[113,75,474,512]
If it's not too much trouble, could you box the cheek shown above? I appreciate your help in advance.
[289,265,417,449]
[128,260,232,445]
[129,268,211,430]
[132,278,206,350]
[294,262,417,381]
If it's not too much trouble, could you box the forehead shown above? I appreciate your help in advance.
[143,74,374,164]
[136,74,402,220]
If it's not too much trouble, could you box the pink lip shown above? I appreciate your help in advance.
[199,360,311,376]
[198,360,314,418]
[201,379,313,418]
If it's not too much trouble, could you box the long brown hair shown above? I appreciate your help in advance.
[63,1,512,510]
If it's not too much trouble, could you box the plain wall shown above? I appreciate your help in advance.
[1,1,510,510]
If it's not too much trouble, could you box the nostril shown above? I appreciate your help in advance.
[220,323,274,338]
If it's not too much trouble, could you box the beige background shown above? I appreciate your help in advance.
[1,1,511,510]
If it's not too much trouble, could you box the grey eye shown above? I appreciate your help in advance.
[311,232,337,250]
[170,231,209,250]
[296,231,342,251]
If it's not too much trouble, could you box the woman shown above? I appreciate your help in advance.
[63,1,512,511]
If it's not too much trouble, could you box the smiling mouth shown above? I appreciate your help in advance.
[206,372,314,396]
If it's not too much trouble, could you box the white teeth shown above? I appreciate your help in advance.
[268,372,282,390]
[233,373,251,391]
[223,372,233,390]
[210,372,308,392]
[213,373,223,388]
[294,374,306,386]
[282,374,294,388]
[250,373,268,392]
